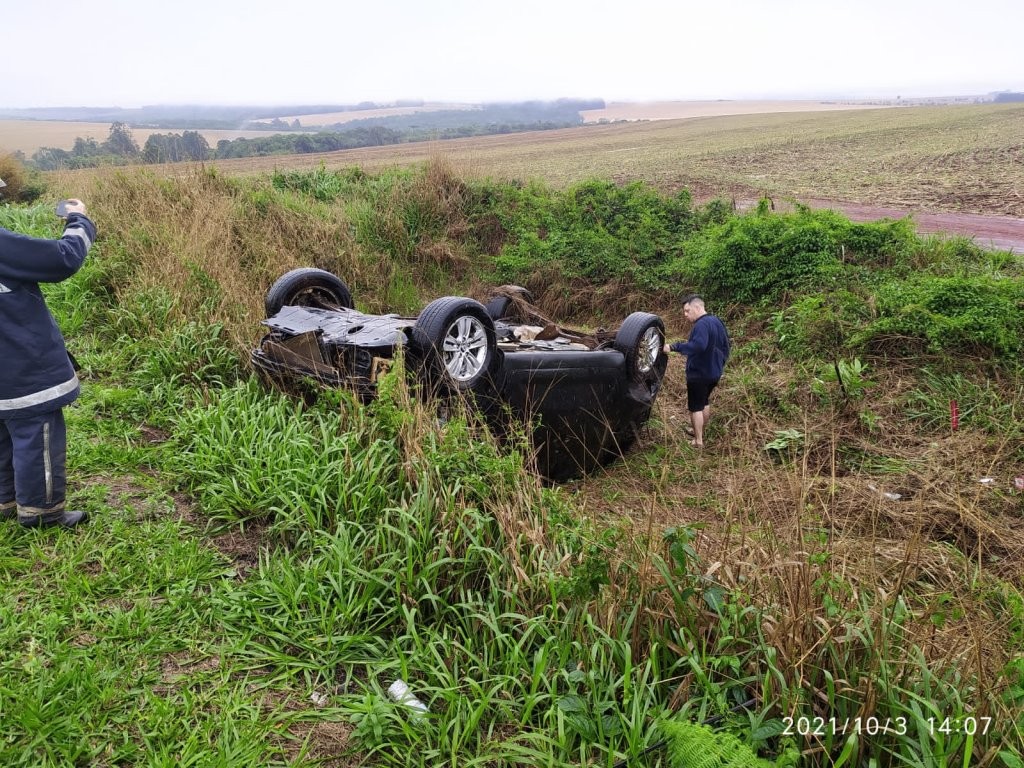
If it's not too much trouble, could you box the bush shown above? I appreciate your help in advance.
[836,213,917,269]
[271,164,365,202]
[667,207,919,303]
[774,290,874,359]
[491,179,697,288]
[0,154,46,203]
[668,207,842,303]
[855,275,1024,359]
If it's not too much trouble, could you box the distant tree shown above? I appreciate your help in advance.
[72,136,102,158]
[142,135,161,163]
[31,147,72,171]
[181,131,210,161]
[103,122,140,157]
[143,134,176,163]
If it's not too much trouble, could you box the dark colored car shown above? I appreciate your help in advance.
[251,268,667,480]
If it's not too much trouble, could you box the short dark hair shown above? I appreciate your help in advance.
[682,293,703,306]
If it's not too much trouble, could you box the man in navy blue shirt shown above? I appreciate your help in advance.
[663,295,730,449]
[0,179,96,529]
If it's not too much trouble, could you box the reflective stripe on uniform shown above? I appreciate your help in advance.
[43,421,53,503]
[0,375,78,411]
[63,226,93,251]
[17,502,65,516]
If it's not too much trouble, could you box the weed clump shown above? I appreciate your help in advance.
[668,205,916,304]
[491,178,698,289]
[856,275,1024,359]
[0,153,47,203]
[660,719,793,767]
[773,290,874,359]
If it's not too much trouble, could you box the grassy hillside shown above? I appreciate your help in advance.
[1,163,1021,767]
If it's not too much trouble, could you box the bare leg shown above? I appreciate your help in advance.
[690,410,705,447]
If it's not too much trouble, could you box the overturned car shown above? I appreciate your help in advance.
[251,268,667,481]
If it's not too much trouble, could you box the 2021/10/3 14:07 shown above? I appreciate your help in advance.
[782,716,993,737]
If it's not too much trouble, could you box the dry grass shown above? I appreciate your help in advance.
[573,354,1022,716]
[79,167,355,349]
[63,158,497,350]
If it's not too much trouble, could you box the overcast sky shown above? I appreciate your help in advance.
[3,0,1022,108]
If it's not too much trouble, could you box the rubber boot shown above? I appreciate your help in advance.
[18,509,89,529]
[0,502,15,521]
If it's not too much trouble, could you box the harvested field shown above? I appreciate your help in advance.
[0,119,284,155]
[580,98,890,122]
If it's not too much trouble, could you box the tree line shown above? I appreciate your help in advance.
[30,123,213,170]
[28,117,585,170]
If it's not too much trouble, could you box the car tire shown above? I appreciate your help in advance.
[614,312,666,381]
[411,297,498,394]
[485,285,535,321]
[265,268,354,316]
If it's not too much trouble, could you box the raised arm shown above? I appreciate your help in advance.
[0,211,97,284]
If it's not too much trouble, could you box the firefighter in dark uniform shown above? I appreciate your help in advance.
[0,178,97,528]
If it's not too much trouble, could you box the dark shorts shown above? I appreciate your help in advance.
[686,378,719,412]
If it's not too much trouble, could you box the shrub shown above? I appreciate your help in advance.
[773,290,874,359]
[668,208,840,303]
[855,275,1024,359]
[835,213,917,269]
[0,154,46,203]
[270,164,365,202]
[668,207,918,303]
[491,179,697,288]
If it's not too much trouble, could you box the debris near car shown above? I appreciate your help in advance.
[251,268,667,481]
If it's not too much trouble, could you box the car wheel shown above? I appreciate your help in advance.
[485,285,535,321]
[265,268,354,316]
[411,297,498,394]
[614,312,666,381]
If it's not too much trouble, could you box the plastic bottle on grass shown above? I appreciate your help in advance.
[387,679,429,719]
